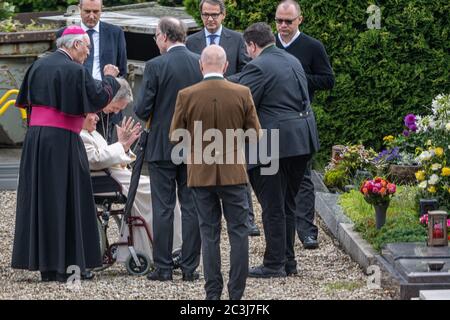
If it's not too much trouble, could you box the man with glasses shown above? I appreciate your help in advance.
[275,0,335,253]
[12,25,120,283]
[186,0,249,76]
[134,17,203,282]
[186,0,260,238]
[57,0,128,144]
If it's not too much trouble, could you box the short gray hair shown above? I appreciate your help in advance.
[112,78,133,103]
[158,17,187,43]
[56,33,87,49]
[277,0,302,16]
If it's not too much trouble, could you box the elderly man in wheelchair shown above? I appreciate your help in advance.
[80,78,182,275]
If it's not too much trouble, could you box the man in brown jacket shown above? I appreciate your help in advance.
[169,45,261,300]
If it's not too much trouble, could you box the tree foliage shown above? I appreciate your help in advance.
[184,0,450,165]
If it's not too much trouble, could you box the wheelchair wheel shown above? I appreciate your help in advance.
[97,217,107,257]
[125,252,151,276]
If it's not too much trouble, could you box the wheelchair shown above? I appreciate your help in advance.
[91,169,153,276]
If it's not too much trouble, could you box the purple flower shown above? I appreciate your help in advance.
[403,130,410,137]
[408,124,417,132]
[373,147,400,163]
[404,114,416,126]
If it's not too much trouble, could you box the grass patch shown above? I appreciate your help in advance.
[339,186,427,252]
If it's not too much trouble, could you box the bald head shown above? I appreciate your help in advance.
[200,45,228,75]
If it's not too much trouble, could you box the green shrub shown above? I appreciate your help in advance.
[340,186,427,251]
[184,0,450,165]
[9,0,148,12]
[0,1,15,20]
[323,168,347,190]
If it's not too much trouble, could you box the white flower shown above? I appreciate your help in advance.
[431,163,442,171]
[418,181,428,189]
[428,174,440,185]
[419,151,432,161]
[446,122,450,131]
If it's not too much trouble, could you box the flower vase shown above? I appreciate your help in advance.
[374,202,389,229]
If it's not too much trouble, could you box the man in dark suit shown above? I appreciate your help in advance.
[79,0,127,143]
[134,17,203,282]
[275,0,335,250]
[186,0,249,77]
[170,45,261,300]
[186,0,259,237]
[237,22,320,278]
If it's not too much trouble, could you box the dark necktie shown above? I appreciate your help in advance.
[208,34,218,45]
[84,29,95,74]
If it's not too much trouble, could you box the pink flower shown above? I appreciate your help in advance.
[387,183,396,194]
[420,214,429,225]
[360,177,396,206]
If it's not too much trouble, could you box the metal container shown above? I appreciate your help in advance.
[0,30,57,145]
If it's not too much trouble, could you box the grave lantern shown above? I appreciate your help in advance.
[427,210,448,247]
[419,199,439,217]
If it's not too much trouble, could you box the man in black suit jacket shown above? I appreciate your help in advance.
[134,17,203,282]
[237,22,320,278]
[186,0,249,77]
[78,0,128,143]
[186,0,259,237]
[275,0,335,250]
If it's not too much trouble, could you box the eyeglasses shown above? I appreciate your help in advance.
[201,12,222,20]
[275,17,299,25]
[77,40,91,50]
[153,32,161,41]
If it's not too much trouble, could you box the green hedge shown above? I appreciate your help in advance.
[184,0,450,166]
[8,0,148,13]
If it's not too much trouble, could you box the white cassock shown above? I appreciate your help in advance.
[80,129,182,263]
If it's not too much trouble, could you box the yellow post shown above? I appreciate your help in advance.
[0,89,26,120]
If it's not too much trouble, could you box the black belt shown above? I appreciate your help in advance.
[275,110,313,121]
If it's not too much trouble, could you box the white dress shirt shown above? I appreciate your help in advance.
[204,25,223,45]
[81,21,102,80]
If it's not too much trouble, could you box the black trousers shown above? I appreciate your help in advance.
[246,183,255,223]
[248,155,310,270]
[295,161,319,240]
[192,184,249,300]
[148,161,201,274]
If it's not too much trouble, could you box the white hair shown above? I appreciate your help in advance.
[56,33,87,49]
[112,78,133,103]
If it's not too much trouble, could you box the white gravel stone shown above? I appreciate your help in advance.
[0,191,396,300]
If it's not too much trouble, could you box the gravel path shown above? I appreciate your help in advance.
[0,191,396,300]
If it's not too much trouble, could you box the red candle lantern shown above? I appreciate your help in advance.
[427,211,448,247]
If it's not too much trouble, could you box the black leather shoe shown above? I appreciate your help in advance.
[56,273,68,283]
[81,271,95,281]
[248,265,286,278]
[147,269,173,281]
[41,271,56,282]
[182,271,200,281]
[248,222,261,236]
[303,236,319,250]
[285,265,298,276]
[206,295,221,300]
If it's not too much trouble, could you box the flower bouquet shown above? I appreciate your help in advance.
[360,177,397,229]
